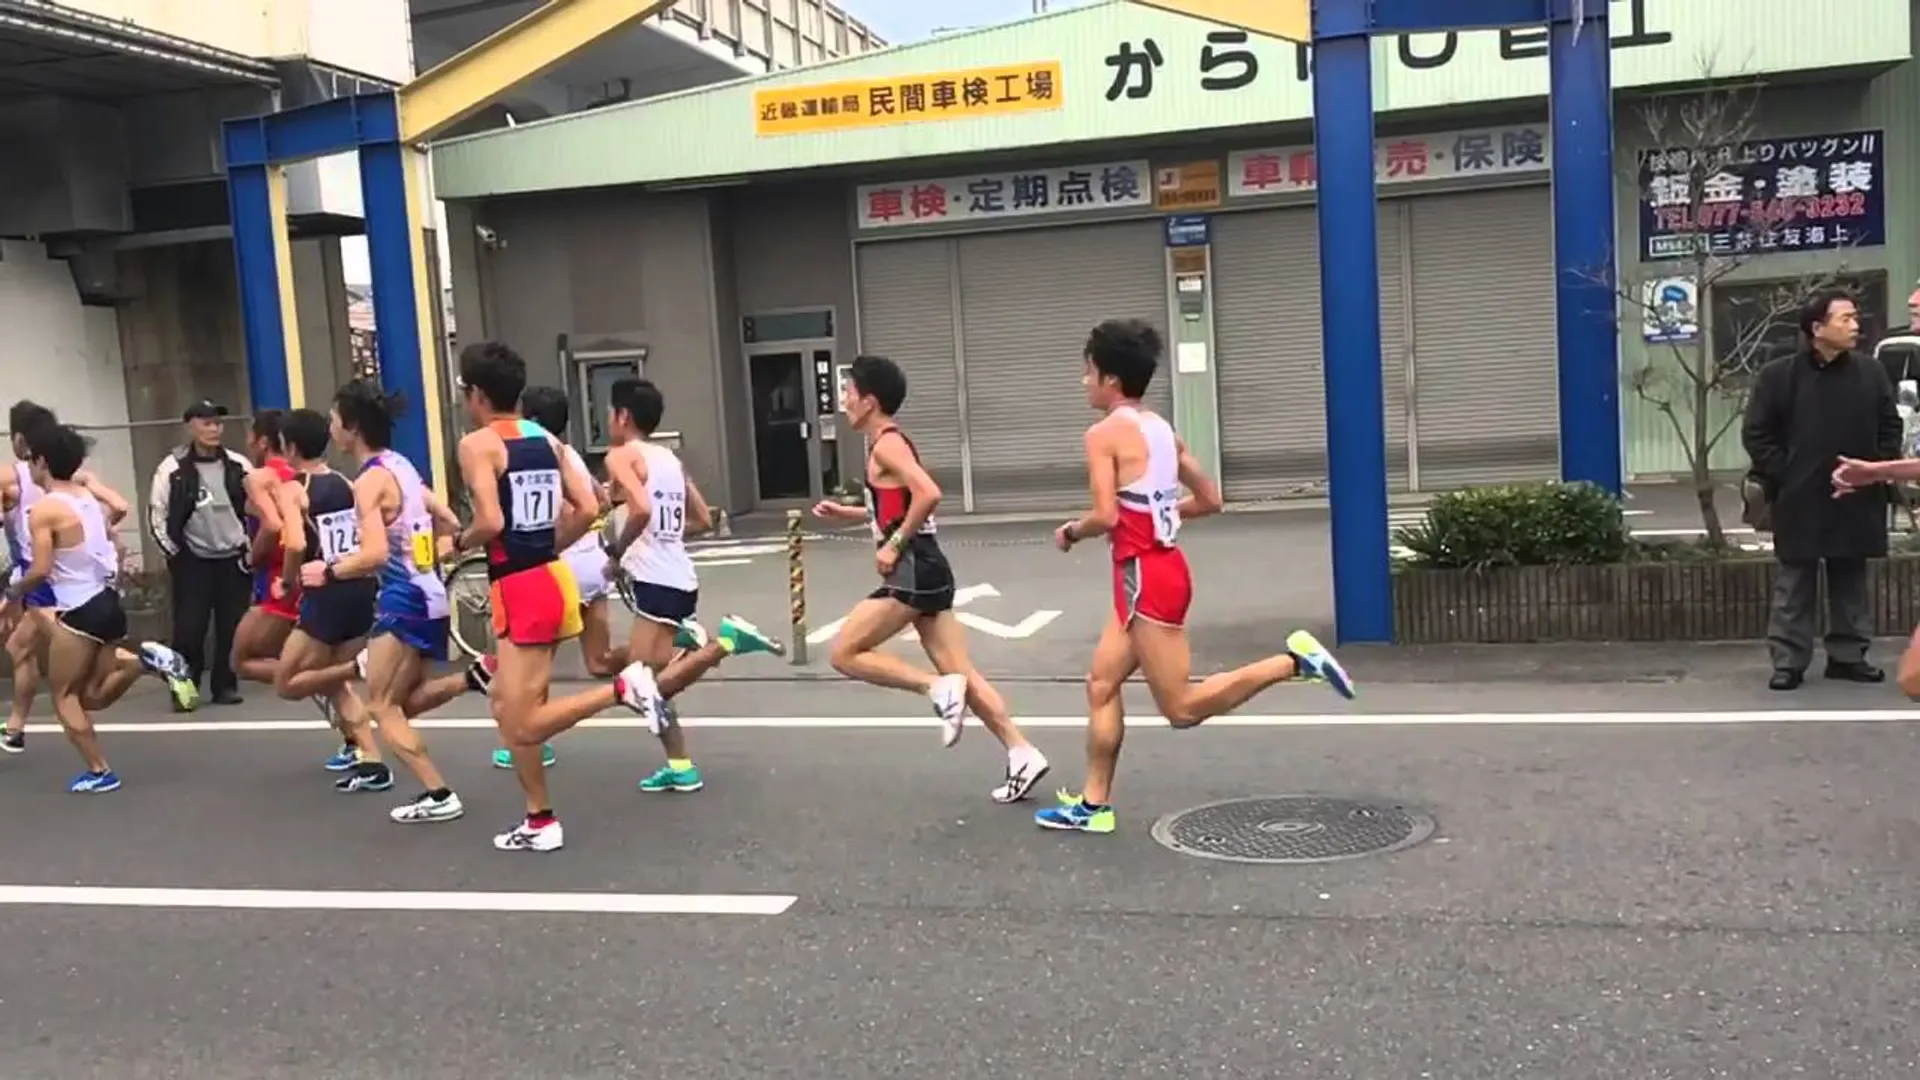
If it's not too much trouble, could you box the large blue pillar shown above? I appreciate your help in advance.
[223,162,293,412]
[1548,0,1622,493]
[358,139,434,488]
[1311,0,1394,644]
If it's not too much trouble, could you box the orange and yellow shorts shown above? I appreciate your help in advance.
[489,561,584,647]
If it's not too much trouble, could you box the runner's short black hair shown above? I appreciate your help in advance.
[847,354,906,415]
[281,408,330,460]
[459,341,527,413]
[252,408,285,452]
[610,378,664,436]
[1084,319,1161,399]
[334,378,405,450]
[9,400,54,439]
[520,385,570,440]
[28,423,87,481]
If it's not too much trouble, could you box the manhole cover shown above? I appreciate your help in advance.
[1150,796,1436,865]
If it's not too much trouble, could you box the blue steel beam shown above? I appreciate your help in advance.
[1367,0,1549,32]
[358,140,436,484]
[225,163,293,411]
[1311,0,1394,645]
[222,93,401,169]
[1548,0,1623,492]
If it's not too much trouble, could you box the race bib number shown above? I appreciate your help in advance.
[509,469,561,532]
[1150,489,1181,544]
[408,516,435,572]
[652,491,685,541]
[315,508,358,562]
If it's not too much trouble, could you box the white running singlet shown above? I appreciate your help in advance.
[558,444,610,603]
[619,441,697,592]
[43,490,117,611]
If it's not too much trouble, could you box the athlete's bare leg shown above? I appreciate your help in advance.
[45,625,108,774]
[1896,623,1920,697]
[495,640,589,812]
[402,668,475,717]
[828,598,934,692]
[1129,620,1297,729]
[232,609,294,684]
[628,619,689,759]
[362,634,449,793]
[914,612,1031,749]
[1080,618,1139,806]
[78,646,148,712]
[276,629,374,752]
[577,598,623,676]
[5,611,46,734]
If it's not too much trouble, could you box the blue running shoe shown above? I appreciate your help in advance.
[323,744,358,772]
[1034,791,1115,833]
[1286,630,1355,700]
[69,769,121,794]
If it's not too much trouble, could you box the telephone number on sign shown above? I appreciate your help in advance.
[1651,193,1870,231]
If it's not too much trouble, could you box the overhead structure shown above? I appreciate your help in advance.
[1134,0,1620,644]
[223,0,676,494]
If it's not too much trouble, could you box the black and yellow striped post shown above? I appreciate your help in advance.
[785,509,808,665]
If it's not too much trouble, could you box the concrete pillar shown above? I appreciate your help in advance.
[289,235,356,409]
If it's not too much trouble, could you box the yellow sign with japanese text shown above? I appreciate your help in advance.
[754,61,1064,137]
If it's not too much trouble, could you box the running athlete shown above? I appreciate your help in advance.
[311,380,481,816]
[603,377,782,795]
[230,411,304,690]
[1835,450,1920,696]
[810,355,1051,802]
[0,423,194,791]
[2,400,150,754]
[270,407,387,786]
[451,341,659,853]
[486,385,619,772]
[1035,319,1354,835]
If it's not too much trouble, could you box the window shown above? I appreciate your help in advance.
[1709,270,1888,379]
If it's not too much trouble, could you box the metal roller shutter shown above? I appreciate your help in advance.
[956,220,1171,512]
[1212,207,1411,501]
[1407,186,1559,489]
[854,238,965,496]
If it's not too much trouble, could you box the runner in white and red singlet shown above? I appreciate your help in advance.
[1036,318,1356,836]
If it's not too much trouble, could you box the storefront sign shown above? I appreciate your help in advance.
[1637,130,1885,261]
[1154,160,1221,210]
[754,61,1063,136]
[1165,214,1210,247]
[856,160,1152,230]
[1226,124,1550,198]
[1642,275,1699,343]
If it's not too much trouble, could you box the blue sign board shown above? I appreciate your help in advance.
[1637,129,1885,261]
[1165,214,1210,248]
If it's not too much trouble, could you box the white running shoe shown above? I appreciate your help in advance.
[388,790,464,824]
[990,746,1051,804]
[493,817,564,853]
[929,673,967,748]
[614,662,666,735]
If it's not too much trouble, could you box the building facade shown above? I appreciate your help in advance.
[428,0,1920,516]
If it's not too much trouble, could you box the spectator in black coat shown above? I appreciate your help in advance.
[1741,290,1902,691]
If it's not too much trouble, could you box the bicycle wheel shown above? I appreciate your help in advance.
[441,552,495,659]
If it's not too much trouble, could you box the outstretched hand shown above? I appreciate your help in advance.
[1831,456,1881,496]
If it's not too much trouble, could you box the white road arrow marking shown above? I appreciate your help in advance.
[807,582,1048,644]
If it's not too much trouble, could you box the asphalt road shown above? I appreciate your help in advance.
[0,657,1916,1080]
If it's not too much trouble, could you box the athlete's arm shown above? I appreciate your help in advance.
[424,490,463,537]
[869,432,940,544]
[684,477,713,536]
[243,470,282,569]
[553,437,598,553]
[1063,424,1120,543]
[330,471,394,580]
[0,466,19,512]
[1173,436,1224,520]
[605,446,652,559]
[454,431,504,553]
[76,470,131,526]
[275,481,307,592]
[6,501,60,604]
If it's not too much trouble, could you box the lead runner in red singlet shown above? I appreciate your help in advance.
[231,411,306,691]
[1036,318,1358,835]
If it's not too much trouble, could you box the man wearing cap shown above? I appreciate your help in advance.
[148,399,254,707]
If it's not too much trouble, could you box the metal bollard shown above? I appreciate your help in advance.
[786,509,808,665]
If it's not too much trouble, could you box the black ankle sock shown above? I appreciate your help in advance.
[427,787,453,801]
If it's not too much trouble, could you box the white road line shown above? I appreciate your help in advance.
[689,557,752,567]
[32,709,1920,735]
[0,885,797,915]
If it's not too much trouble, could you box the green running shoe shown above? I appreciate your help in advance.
[491,743,558,770]
[674,618,707,651]
[717,615,783,657]
[638,763,704,793]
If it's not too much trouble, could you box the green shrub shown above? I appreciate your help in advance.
[1394,482,1632,569]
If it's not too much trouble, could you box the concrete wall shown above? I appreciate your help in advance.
[289,237,357,410]
[466,190,731,500]
[0,240,141,550]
